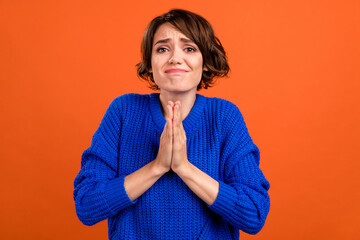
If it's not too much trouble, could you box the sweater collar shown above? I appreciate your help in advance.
[149,92,207,133]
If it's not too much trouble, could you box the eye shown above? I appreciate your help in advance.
[156,47,168,53]
[185,47,197,52]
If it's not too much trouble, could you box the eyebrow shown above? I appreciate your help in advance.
[154,38,195,46]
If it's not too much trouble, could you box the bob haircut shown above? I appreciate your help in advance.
[137,9,230,90]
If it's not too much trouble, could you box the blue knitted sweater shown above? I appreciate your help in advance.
[74,93,270,239]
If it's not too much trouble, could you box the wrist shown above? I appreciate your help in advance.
[151,160,169,177]
[173,160,191,177]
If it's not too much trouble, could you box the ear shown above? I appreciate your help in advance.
[149,69,152,73]
[203,66,208,71]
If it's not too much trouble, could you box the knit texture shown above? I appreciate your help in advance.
[73,93,270,240]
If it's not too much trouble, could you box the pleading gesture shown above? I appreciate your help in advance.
[154,101,189,174]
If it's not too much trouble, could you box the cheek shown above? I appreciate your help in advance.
[150,56,156,69]
[151,57,163,84]
[194,54,203,67]
[192,56,203,73]
[151,56,163,71]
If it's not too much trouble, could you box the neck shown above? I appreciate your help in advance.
[159,90,197,121]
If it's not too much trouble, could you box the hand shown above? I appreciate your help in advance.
[153,101,174,174]
[171,102,190,173]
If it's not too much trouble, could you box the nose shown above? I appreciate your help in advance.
[168,47,183,65]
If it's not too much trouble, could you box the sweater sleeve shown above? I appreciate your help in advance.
[208,102,270,234]
[73,97,137,226]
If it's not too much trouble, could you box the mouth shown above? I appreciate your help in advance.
[165,68,188,73]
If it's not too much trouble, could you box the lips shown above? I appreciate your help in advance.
[165,68,188,73]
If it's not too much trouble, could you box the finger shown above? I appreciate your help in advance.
[163,104,173,138]
[166,116,172,138]
[168,101,174,118]
[168,117,172,137]
[173,121,180,150]
[174,105,183,142]
[167,103,174,122]
[174,102,181,127]
[168,104,174,135]
[161,120,169,140]
[173,103,178,127]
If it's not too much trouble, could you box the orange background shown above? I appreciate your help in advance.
[1,1,359,239]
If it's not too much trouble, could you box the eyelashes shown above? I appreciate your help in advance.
[155,46,198,53]
[185,47,197,52]
[156,47,168,53]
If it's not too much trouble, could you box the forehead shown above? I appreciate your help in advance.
[153,23,189,41]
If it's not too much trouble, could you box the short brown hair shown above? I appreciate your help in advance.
[136,9,230,90]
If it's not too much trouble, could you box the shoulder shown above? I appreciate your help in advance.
[112,93,150,104]
[204,96,244,122]
[102,93,150,119]
[110,93,151,110]
[203,95,238,110]
[202,96,249,139]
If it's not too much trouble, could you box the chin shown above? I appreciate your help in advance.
[156,79,200,94]
[161,86,197,94]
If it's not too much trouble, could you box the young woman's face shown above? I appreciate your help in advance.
[150,23,204,94]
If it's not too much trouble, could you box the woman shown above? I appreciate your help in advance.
[74,9,270,240]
